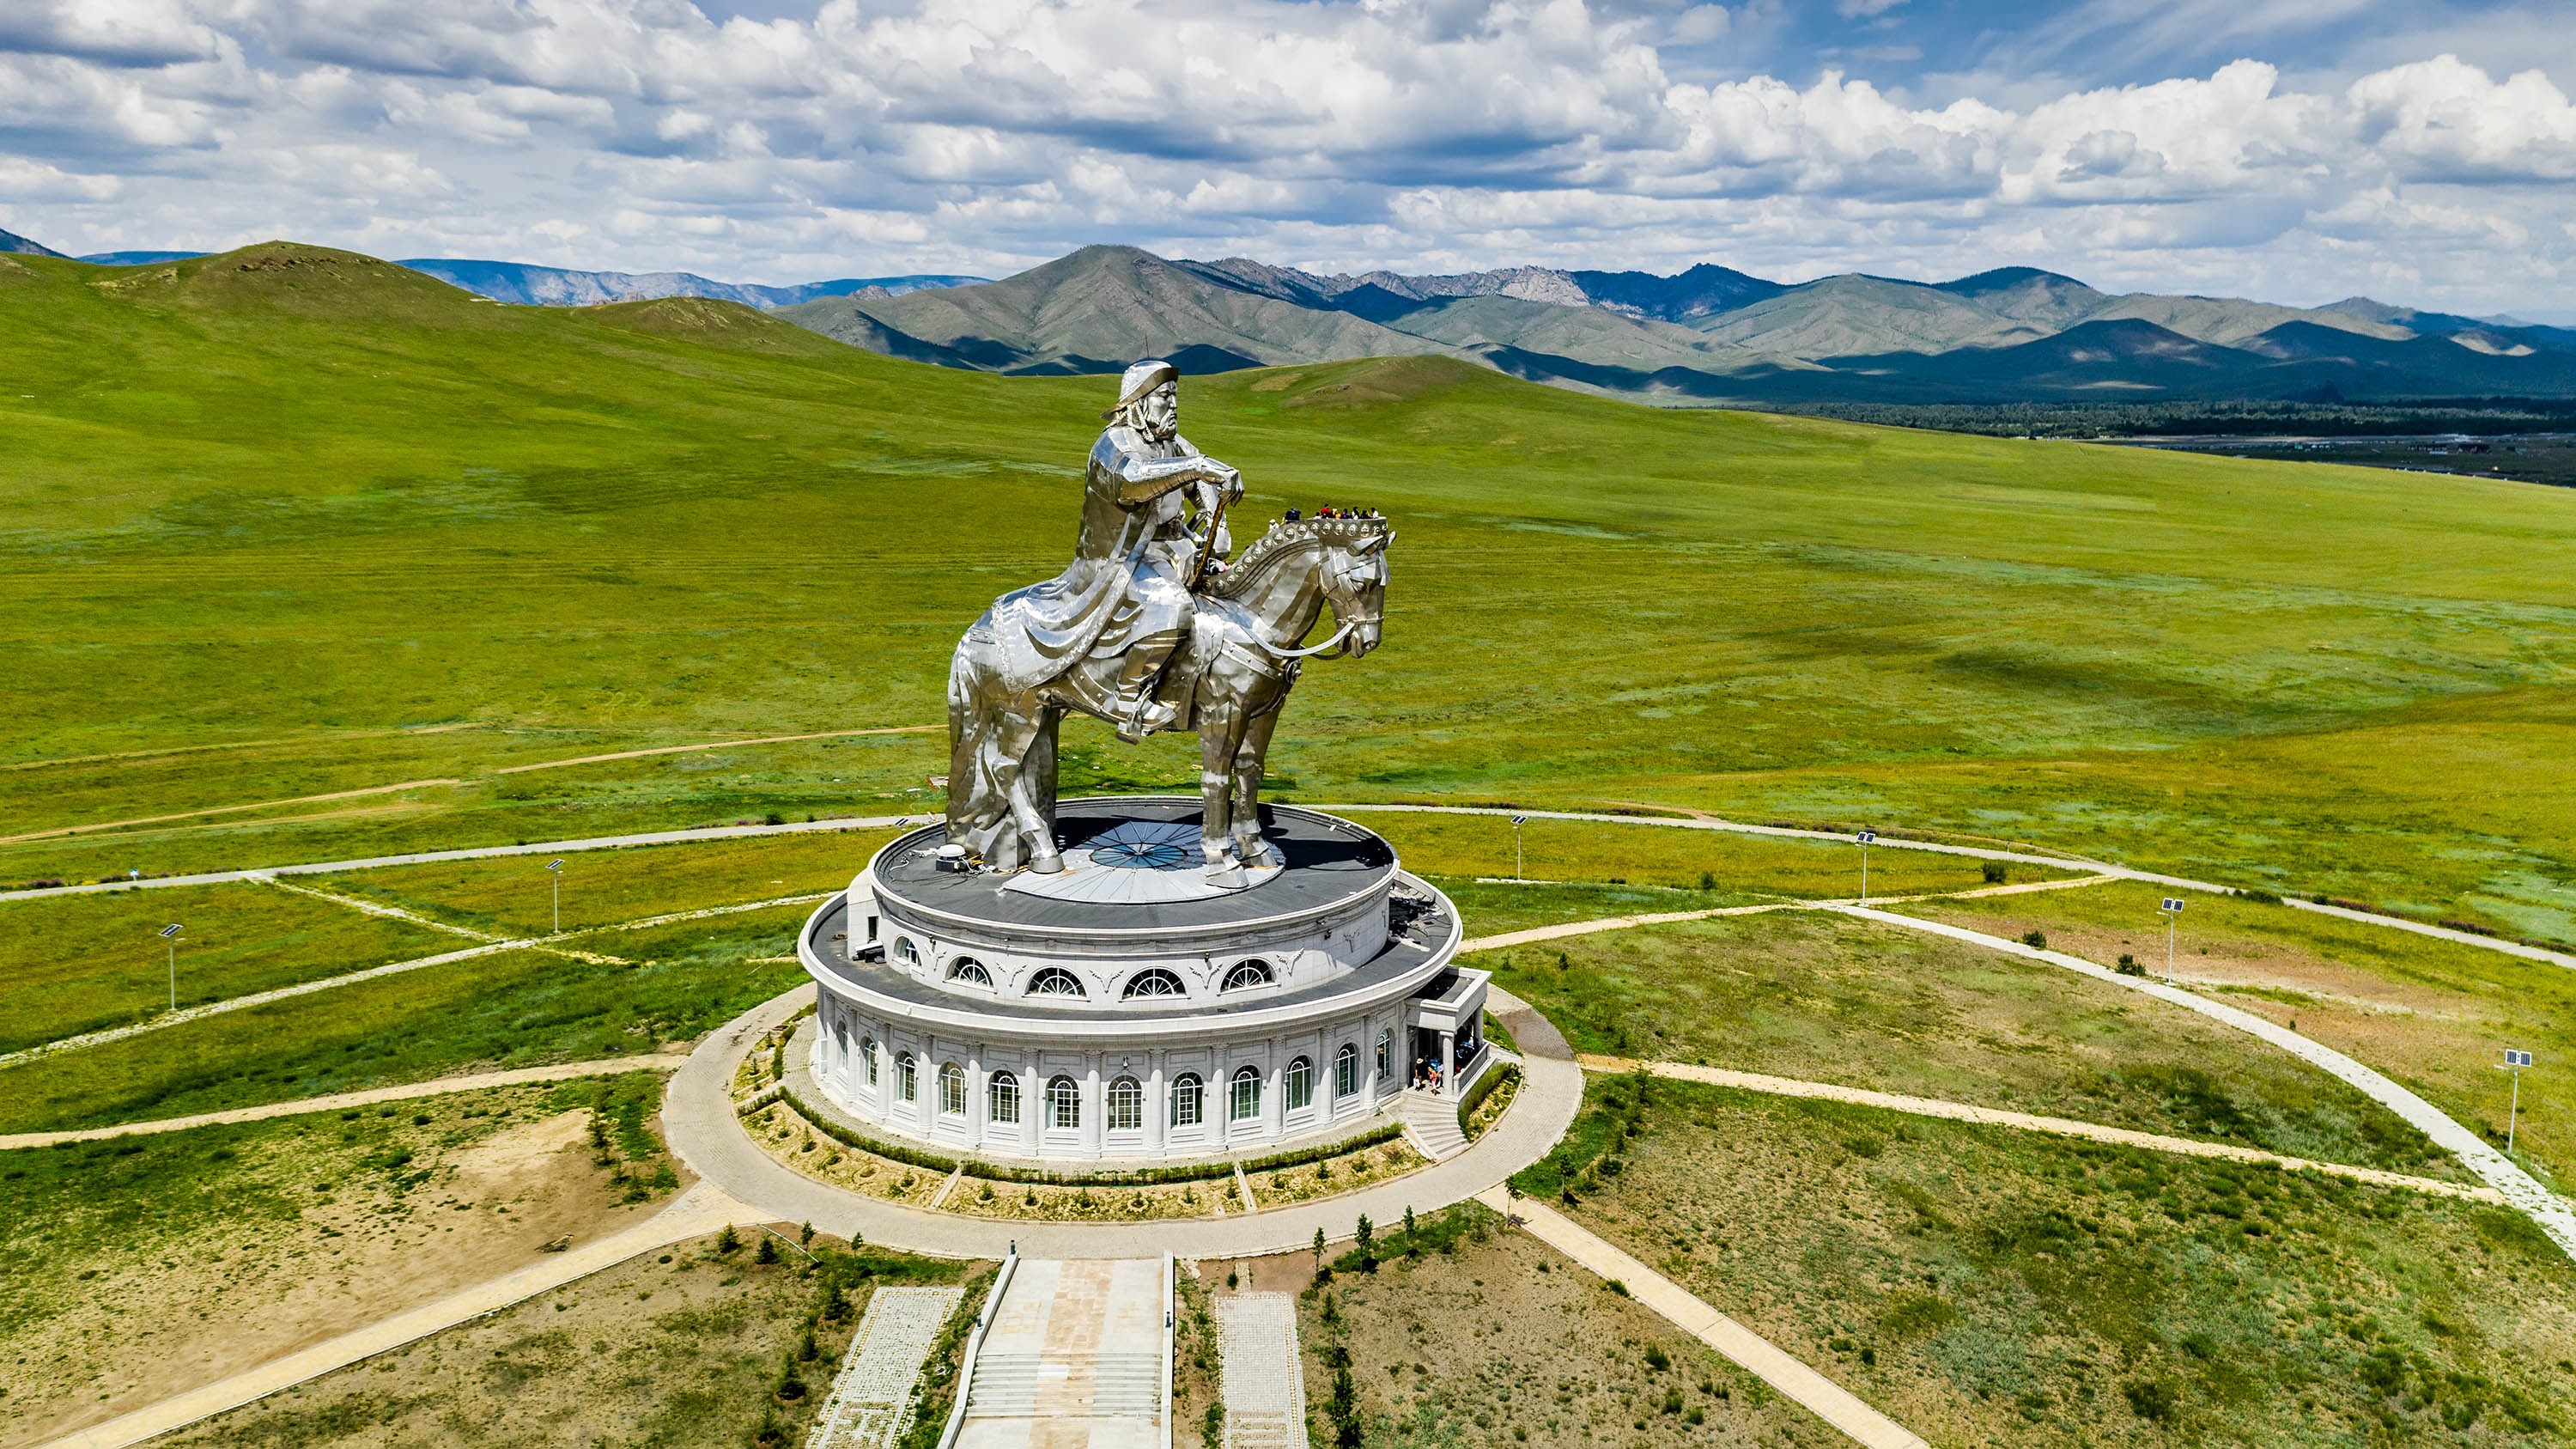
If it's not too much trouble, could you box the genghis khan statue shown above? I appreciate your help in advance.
[987,360,1242,742]
[946,361,1393,880]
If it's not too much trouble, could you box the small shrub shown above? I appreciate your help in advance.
[756,1235,780,1265]
[716,1224,742,1255]
[2123,1379,2180,1422]
[1644,1345,1670,1372]
[1981,861,2008,884]
[2117,953,2145,977]
[2020,930,2049,949]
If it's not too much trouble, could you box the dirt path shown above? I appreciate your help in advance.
[0,1055,686,1151]
[0,778,465,846]
[1578,1055,2503,1203]
[0,723,489,774]
[1478,1189,1929,1449]
[35,1180,762,1449]
[489,723,938,774]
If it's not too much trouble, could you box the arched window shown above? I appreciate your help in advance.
[1170,1073,1204,1128]
[833,1020,851,1072]
[1122,969,1186,1001]
[1219,959,1274,992]
[946,957,993,988]
[988,1070,1020,1125]
[1107,1076,1144,1131]
[1028,967,1086,998]
[895,1052,917,1103]
[1285,1056,1313,1111]
[939,1062,966,1116]
[1230,1065,1262,1122]
[862,1037,878,1086]
[1047,1075,1081,1129]
[1376,1028,1392,1078]
[895,937,921,968]
[1335,1043,1359,1098]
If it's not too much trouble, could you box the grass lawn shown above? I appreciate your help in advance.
[314,828,894,936]
[3,246,2575,938]
[1220,1217,1816,1447]
[1572,1077,2576,1447]
[0,880,453,1053]
[1481,910,2455,1176]
[1358,810,2056,899]
[1896,880,2576,1190]
[0,906,811,1134]
[0,1076,677,1446]
[151,1232,975,1449]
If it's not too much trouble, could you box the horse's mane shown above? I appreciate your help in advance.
[1207,514,1388,600]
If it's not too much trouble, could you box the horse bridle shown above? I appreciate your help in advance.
[1256,547,1382,660]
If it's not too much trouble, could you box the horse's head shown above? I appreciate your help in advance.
[1319,520,1390,658]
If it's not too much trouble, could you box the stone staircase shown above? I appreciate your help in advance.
[1393,1087,1467,1160]
[961,1349,1165,1417]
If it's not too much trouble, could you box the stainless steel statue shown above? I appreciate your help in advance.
[948,361,1389,880]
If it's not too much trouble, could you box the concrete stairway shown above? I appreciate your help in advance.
[1392,1087,1467,1160]
[952,1257,1168,1449]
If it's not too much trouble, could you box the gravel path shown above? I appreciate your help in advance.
[1481,1188,1930,1449]
[0,1054,685,1150]
[1216,1293,1304,1449]
[806,1285,965,1449]
[1833,904,2576,1260]
[1577,1055,2502,1203]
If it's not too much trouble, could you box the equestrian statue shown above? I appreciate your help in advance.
[947,360,1390,881]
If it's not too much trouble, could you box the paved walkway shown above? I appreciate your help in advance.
[662,985,1585,1259]
[1834,904,2576,1260]
[1479,1189,1928,1449]
[0,1055,684,1151]
[1216,1293,1306,1449]
[38,1179,762,1449]
[806,1285,965,1449]
[1391,1084,1467,1160]
[0,813,921,903]
[956,1258,1167,1449]
[1579,1055,2502,1203]
[1321,803,2576,972]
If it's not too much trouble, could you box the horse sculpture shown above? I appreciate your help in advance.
[947,513,1389,880]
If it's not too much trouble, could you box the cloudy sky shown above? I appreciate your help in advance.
[4,0,2574,315]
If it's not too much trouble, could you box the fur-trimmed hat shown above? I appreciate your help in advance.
[1115,359,1178,408]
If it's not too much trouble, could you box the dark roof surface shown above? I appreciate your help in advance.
[873,798,1396,932]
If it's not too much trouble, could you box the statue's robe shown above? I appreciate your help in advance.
[986,425,1210,694]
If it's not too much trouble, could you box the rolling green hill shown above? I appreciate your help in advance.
[5,241,2576,939]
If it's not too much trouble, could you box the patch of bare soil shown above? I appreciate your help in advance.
[157,1231,939,1449]
[0,1086,658,1448]
[1249,1227,1815,1447]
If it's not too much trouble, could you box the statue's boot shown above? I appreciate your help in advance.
[1114,630,1184,743]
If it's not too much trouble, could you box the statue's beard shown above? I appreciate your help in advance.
[1119,402,1178,443]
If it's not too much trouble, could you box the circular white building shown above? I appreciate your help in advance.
[797,797,1489,1164]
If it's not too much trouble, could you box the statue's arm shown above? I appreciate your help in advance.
[1096,432,1242,506]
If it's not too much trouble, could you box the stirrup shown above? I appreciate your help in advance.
[1116,695,1177,743]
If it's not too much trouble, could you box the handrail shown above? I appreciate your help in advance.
[1159,1251,1176,1449]
[935,1246,1020,1449]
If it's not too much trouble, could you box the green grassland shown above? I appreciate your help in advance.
[1480,912,2453,1175]
[1897,880,2576,1187]
[0,880,451,1052]
[4,244,2575,937]
[1361,808,2056,898]
[314,828,894,936]
[0,906,809,1133]
[155,1235,971,1449]
[0,1076,670,1443]
[1570,1078,2576,1447]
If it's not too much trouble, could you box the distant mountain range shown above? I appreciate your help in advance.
[782,245,2576,406]
[13,221,2573,407]
[0,229,979,310]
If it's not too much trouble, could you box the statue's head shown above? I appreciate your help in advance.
[1106,359,1180,441]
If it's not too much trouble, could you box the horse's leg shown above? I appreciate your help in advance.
[1231,698,1284,868]
[1199,697,1245,883]
[1001,697,1063,873]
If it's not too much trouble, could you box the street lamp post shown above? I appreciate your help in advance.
[2159,898,2186,976]
[2500,1049,2534,1155]
[545,859,566,934]
[1856,830,1876,904]
[158,922,182,1012]
[1510,816,1528,882]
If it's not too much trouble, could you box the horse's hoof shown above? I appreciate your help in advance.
[1030,849,1065,874]
[1206,863,1248,887]
[1237,841,1280,868]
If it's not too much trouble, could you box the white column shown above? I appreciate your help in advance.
[1147,1050,1166,1154]
[1266,1039,1285,1142]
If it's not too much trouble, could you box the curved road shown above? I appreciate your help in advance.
[659,983,1583,1258]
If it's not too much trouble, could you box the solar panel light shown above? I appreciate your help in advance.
[545,858,566,933]
[1855,830,1875,903]
[2157,898,2185,974]
[1510,815,1528,881]
[2499,1049,2535,1154]
[159,922,182,1012]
